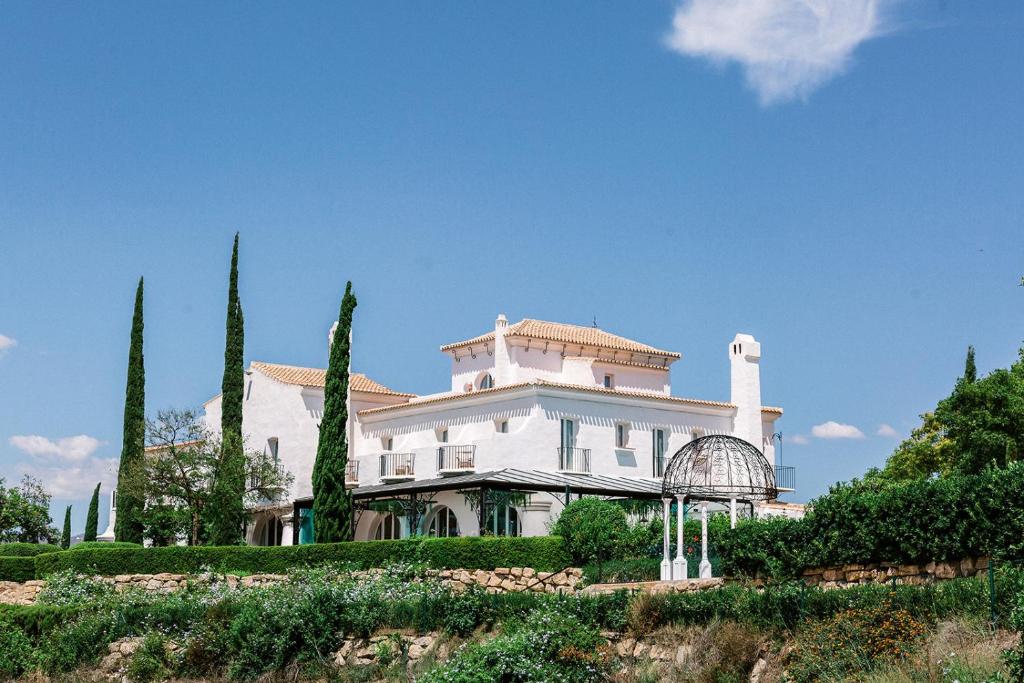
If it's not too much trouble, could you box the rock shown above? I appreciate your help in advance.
[495,567,510,576]
[616,637,636,657]
[675,644,692,665]
[522,567,536,579]
[649,645,674,661]
[750,657,768,683]
[632,642,649,658]
[934,563,956,580]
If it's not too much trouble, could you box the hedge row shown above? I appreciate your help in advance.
[717,462,1024,578]
[0,543,61,557]
[30,536,571,578]
[0,557,36,582]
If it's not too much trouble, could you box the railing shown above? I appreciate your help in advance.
[379,452,415,479]
[345,461,359,485]
[775,465,796,491]
[557,446,591,473]
[438,445,476,473]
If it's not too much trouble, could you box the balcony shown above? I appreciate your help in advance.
[379,452,415,482]
[345,461,360,487]
[557,446,591,474]
[775,465,796,492]
[437,445,476,475]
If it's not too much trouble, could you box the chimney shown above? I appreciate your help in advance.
[493,314,511,386]
[729,334,763,450]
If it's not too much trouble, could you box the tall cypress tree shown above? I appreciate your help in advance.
[61,505,72,549]
[210,233,247,545]
[312,281,357,542]
[115,278,146,543]
[84,483,101,542]
[964,345,977,383]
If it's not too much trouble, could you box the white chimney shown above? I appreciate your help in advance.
[493,314,511,386]
[729,334,763,450]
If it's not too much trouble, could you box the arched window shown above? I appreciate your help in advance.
[483,505,520,537]
[374,513,402,540]
[478,373,494,390]
[426,506,460,537]
[258,515,284,546]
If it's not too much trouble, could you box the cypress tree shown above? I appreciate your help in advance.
[61,505,72,549]
[312,281,357,542]
[964,345,977,383]
[210,233,247,545]
[84,483,101,542]
[115,278,146,543]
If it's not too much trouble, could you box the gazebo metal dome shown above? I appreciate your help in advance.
[661,434,777,502]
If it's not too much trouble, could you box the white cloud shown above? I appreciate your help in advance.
[790,434,810,445]
[665,0,891,104]
[9,434,104,462]
[877,423,900,438]
[0,334,16,355]
[811,421,866,439]
[10,457,119,499]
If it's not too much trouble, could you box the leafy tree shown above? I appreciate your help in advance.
[872,412,955,481]
[312,281,357,542]
[115,277,146,543]
[144,408,292,546]
[210,234,247,545]
[551,498,628,579]
[964,345,977,383]
[60,506,71,549]
[0,476,57,543]
[84,483,100,542]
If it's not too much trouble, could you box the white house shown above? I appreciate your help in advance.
[199,315,793,546]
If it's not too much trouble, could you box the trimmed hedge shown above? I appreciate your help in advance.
[33,536,571,578]
[0,543,61,557]
[69,541,142,551]
[718,462,1024,578]
[0,557,36,582]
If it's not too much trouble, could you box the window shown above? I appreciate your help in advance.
[438,428,449,443]
[653,429,667,477]
[383,436,394,451]
[374,513,402,540]
[479,373,494,389]
[426,506,460,537]
[603,374,614,389]
[266,437,279,462]
[484,505,520,537]
[615,423,629,448]
[498,420,509,434]
[246,380,253,400]
[259,515,284,546]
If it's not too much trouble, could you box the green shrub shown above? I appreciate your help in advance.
[716,516,807,578]
[552,498,627,569]
[70,541,143,550]
[126,631,174,683]
[0,556,35,581]
[35,536,570,577]
[0,613,37,677]
[36,570,116,607]
[0,542,61,557]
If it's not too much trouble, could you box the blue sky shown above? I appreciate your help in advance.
[1,2,1022,534]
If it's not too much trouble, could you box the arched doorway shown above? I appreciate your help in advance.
[255,515,284,546]
[374,513,402,540]
[424,505,460,537]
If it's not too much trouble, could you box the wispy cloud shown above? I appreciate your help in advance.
[0,334,16,355]
[877,423,900,438]
[790,434,810,445]
[9,434,105,462]
[665,0,891,104]
[811,421,866,439]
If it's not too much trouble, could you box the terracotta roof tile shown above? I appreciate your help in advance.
[440,318,680,359]
[251,361,415,397]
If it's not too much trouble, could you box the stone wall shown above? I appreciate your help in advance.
[800,556,990,588]
[0,567,584,606]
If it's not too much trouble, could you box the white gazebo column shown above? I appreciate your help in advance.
[730,498,737,529]
[660,497,672,581]
[699,502,713,579]
[673,495,687,580]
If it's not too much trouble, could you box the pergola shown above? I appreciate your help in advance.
[658,434,777,580]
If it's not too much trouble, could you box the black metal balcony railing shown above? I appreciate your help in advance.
[438,445,476,472]
[345,461,359,484]
[557,446,591,473]
[379,452,415,479]
[775,465,796,491]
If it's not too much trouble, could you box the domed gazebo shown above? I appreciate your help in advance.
[657,434,778,581]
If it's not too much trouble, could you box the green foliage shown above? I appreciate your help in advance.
[419,606,615,683]
[874,411,956,481]
[116,277,147,544]
[0,542,60,556]
[0,613,36,677]
[0,476,57,543]
[1004,566,1024,681]
[60,505,71,549]
[0,556,36,581]
[36,570,116,607]
[84,482,101,543]
[313,281,357,542]
[33,535,570,577]
[211,234,247,546]
[127,631,175,683]
[552,498,628,568]
[717,463,1024,577]
[71,541,142,550]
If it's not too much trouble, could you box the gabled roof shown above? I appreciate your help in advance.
[440,318,680,359]
[251,361,415,398]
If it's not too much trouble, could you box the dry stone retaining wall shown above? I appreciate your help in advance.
[800,556,990,588]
